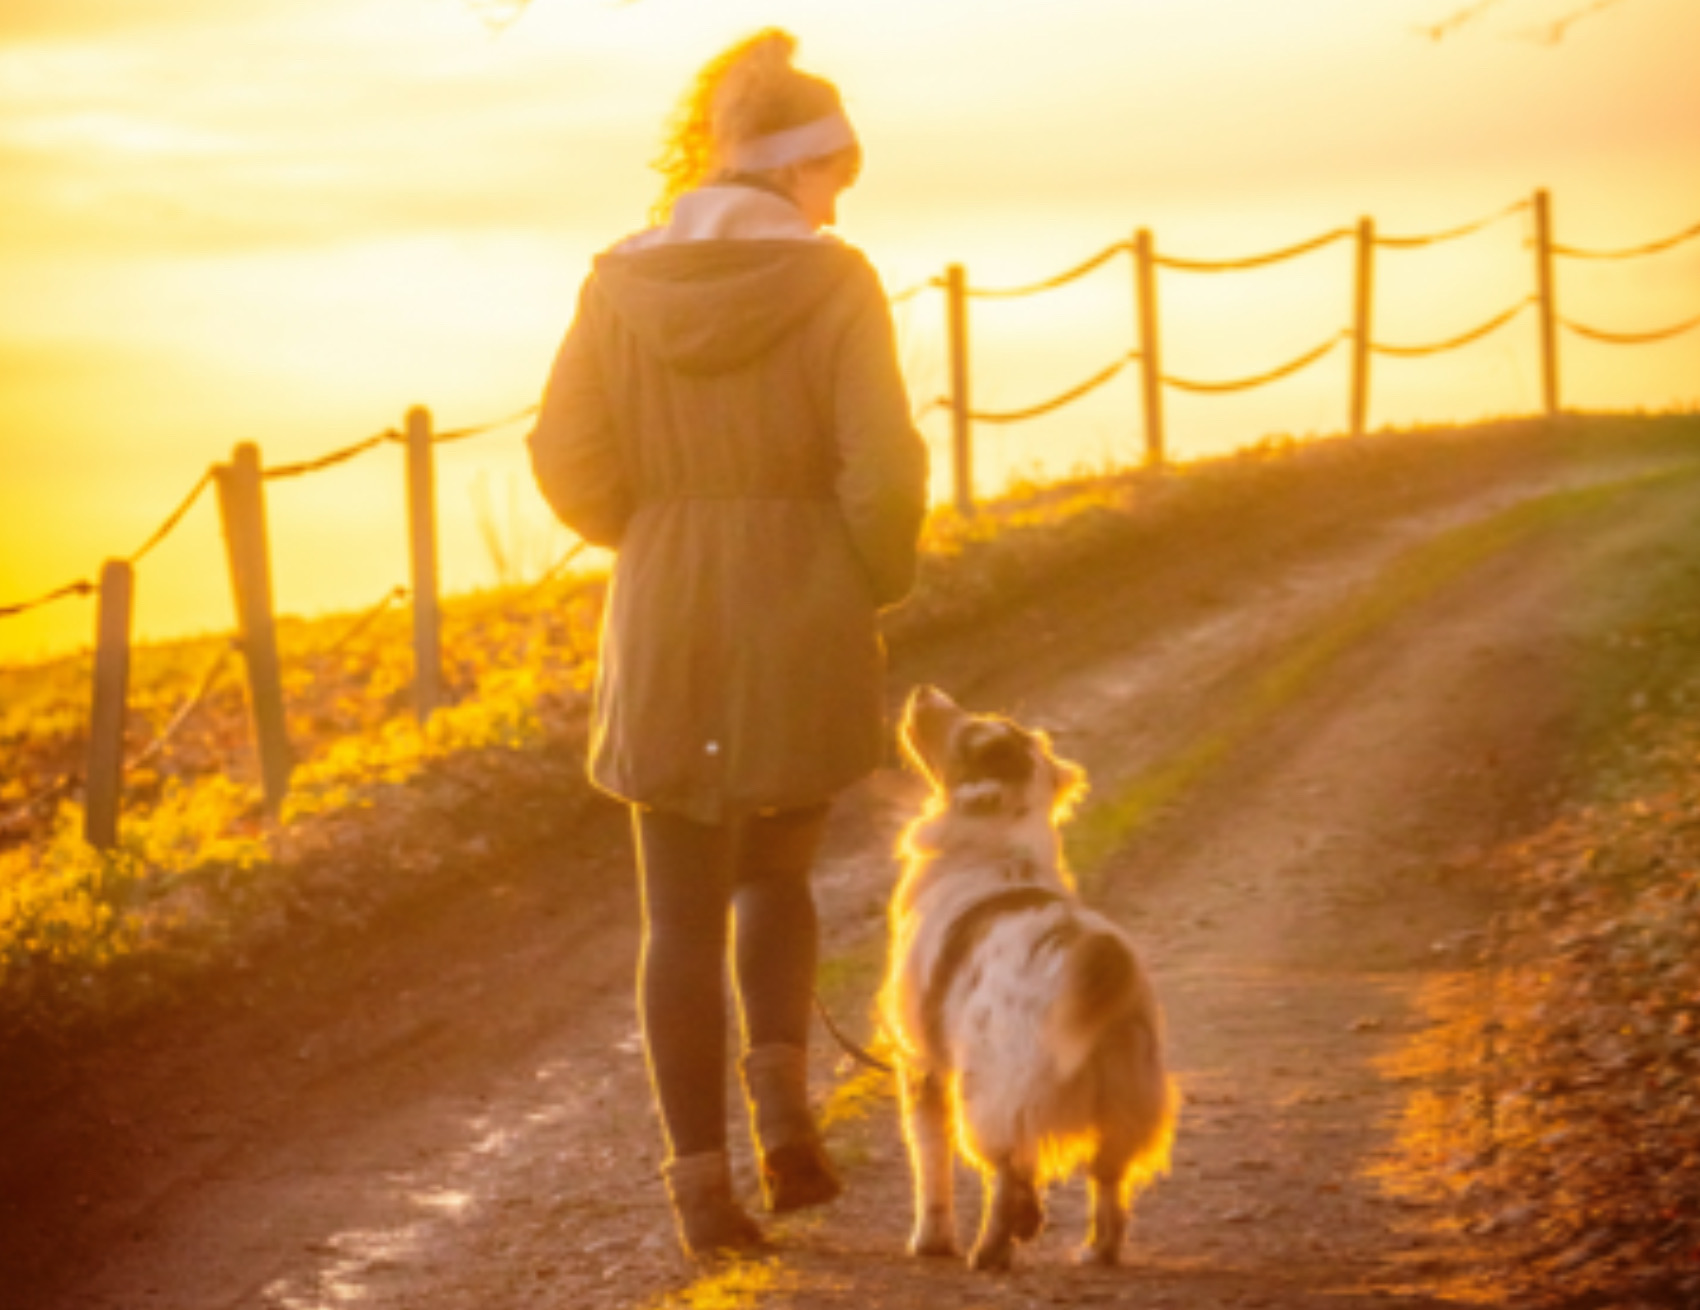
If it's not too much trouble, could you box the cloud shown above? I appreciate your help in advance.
[0,0,328,45]
[0,23,656,257]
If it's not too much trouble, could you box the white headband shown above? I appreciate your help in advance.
[726,112,858,173]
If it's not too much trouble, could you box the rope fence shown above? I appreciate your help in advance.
[0,773,80,840]
[431,403,541,444]
[119,641,235,777]
[264,432,392,481]
[0,469,218,619]
[1,405,545,628]
[911,395,949,424]
[129,470,215,566]
[0,580,97,621]
[1559,310,1700,346]
[971,353,1135,424]
[3,186,1697,850]
[914,188,1699,511]
[968,242,1127,299]
[1374,197,1529,250]
[1,401,537,848]
[1551,219,1700,261]
[1370,297,1535,358]
[0,639,235,837]
[523,540,591,601]
[1155,228,1351,273]
[887,278,940,307]
[1165,331,1348,395]
[323,585,410,655]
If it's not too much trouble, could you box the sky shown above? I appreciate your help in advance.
[1,0,1697,663]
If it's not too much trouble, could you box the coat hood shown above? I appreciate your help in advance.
[591,186,864,375]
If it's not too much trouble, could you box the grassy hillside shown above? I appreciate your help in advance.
[1386,540,1700,1309]
[3,413,1696,1041]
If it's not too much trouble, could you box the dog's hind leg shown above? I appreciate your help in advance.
[901,1067,958,1258]
[969,1158,1043,1272]
[1076,1149,1130,1267]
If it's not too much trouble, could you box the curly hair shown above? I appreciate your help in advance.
[651,28,845,222]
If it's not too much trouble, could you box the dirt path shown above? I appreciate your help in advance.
[7,430,1700,1310]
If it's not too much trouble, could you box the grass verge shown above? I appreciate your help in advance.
[1383,482,1700,1309]
[3,414,1697,1042]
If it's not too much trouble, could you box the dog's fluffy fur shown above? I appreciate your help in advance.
[880,687,1177,1271]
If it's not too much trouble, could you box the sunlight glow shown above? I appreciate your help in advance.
[2,0,1696,661]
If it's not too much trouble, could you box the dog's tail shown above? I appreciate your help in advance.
[1045,929,1147,1079]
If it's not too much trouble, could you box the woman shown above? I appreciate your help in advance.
[527,30,929,1259]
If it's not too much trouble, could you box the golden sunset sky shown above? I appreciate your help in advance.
[2,0,1697,662]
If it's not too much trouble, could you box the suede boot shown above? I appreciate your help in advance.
[740,1043,843,1213]
[661,1151,767,1260]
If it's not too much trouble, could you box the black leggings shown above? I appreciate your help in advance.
[633,803,828,1160]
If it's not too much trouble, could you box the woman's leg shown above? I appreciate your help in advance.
[731,803,841,1212]
[632,806,734,1160]
[633,806,768,1257]
[730,803,829,1048]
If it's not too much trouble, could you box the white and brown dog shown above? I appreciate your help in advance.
[880,686,1177,1271]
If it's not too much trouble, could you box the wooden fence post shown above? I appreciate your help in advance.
[944,264,974,515]
[84,559,134,849]
[1533,188,1560,418]
[1133,228,1166,466]
[405,405,444,720]
[1350,216,1375,439]
[216,443,293,817]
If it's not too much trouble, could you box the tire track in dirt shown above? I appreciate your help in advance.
[8,433,1700,1310]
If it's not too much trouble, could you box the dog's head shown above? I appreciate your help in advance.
[900,686,1086,823]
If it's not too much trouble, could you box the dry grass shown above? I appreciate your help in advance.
[3,413,1697,1042]
[1387,571,1700,1308]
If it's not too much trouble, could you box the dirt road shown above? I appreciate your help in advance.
[7,424,1700,1310]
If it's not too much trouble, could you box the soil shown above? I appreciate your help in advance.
[5,424,1700,1310]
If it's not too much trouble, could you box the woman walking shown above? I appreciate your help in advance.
[527,30,929,1259]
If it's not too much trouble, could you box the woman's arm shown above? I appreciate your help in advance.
[527,280,633,550]
[831,268,930,608]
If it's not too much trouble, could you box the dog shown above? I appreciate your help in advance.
[879,686,1177,1271]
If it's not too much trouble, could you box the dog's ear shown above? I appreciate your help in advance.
[1035,731,1089,821]
[901,685,962,789]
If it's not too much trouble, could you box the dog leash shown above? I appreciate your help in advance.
[812,992,895,1076]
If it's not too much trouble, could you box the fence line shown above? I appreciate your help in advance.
[926,188,1698,501]
[118,642,233,778]
[1374,198,1529,249]
[264,432,392,481]
[0,580,97,620]
[523,540,591,600]
[887,278,938,307]
[1,379,538,843]
[0,773,79,840]
[4,186,1698,850]
[912,395,949,424]
[0,470,216,618]
[431,403,541,444]
[1559,310,1700,346]
[3,637,235,843]
[129,470,216,566]
[1370,298,1535,358]
[1551,219,1700,261]
[324,585,410,655]
[971,353,1135,424]
[1155,227,1351,273]
[968,242,1127,299]
[1165,331,1348,395]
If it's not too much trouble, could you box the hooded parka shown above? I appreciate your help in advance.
[528,186,929,824]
